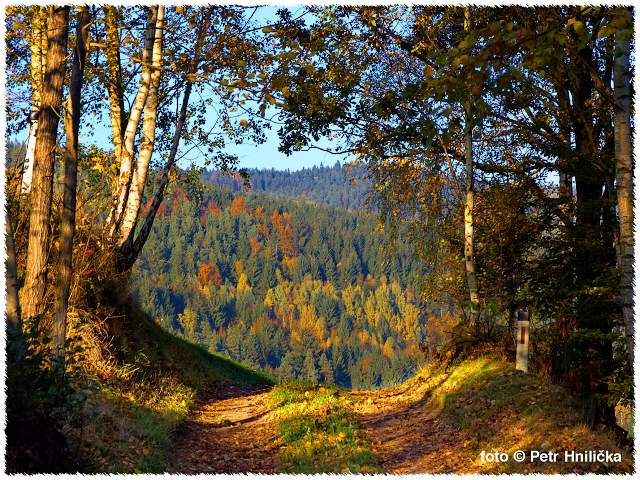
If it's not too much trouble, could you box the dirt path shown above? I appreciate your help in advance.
[351,381,470,474]
[168,384,280,473]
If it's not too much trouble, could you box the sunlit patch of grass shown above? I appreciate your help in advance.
[269,383,381,473]
[77,375,195,473]
[428,357,633,473]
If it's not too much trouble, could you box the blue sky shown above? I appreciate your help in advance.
[11,5,346,173]
[231,135,345,171]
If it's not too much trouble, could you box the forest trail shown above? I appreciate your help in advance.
[168,384,280,473]
[349,358,633,474]
[166,358,632,474]
[351,378,468,473]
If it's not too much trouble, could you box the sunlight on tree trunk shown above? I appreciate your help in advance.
[22,7,47,195]
[613,8,634,366]
[102,5,125,164]
[463,8,480,326]
[54,6,90,357]
[20,6,69,321]
[108,6,158,236]
[118,6,165,251]
[124,10,211,271]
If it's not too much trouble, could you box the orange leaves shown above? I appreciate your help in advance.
[229,195,251,216]
[200,200,221,223]
[271,209,298,257]
[198,261,223,288]
[249,236,262,255]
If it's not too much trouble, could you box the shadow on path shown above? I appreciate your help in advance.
[168,384,280,473]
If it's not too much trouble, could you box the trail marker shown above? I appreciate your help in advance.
[516,310,529,373]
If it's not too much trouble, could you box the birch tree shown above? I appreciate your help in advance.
[121,10,212,270]
[612,7,634,366]
[462,8,480,326]
[21,7,47,194]
[107,6,162,239]
[117,6,165,253]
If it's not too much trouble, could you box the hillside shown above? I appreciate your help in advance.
[202,163,372,211]
[6,303,272,473]
[130,185,428,389]
[5,4,634,476]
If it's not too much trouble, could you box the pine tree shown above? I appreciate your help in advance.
[278,351,298,379]
[319,352,334,384]
[303,350,319,383]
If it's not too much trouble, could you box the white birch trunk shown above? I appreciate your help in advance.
[118,6,164,249]
[22,7,47,194]
[109,6,158,236]
[463,8,480,325]
[613,10,634,366]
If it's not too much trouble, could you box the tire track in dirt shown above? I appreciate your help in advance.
[351,378,468,474]
[169,384,280,473]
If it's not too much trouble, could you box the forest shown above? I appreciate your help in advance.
[131,176,428,388]
[203,162,372,210]
[3,4,635,474]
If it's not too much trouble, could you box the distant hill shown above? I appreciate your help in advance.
[131,185,428,389]
[202,162,373,211]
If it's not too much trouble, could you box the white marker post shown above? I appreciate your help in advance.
[516,310,529,373]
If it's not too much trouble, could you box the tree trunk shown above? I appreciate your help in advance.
[613,9,634,367]
[53,6,90,356]
[5,210,26,362]
[109,6,158,236]
[118,6,165,251]
[464,100,480,325]
[22,7,47,195]
[102,5,125,164]
[20,6,69,322]
[463,8,480,326]
[119,9,211,271]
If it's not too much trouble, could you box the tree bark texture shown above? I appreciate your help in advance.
[22,6,48,195]
[20,6,69,321]
[613,8,634,366]
[53,6,90,355]
[118,5,165,251]
[109,6,158,236]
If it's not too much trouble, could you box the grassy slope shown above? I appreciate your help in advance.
[261,355,632,474]
[67,306,632,475]
[74,305,273,473]
[351,356,633,474]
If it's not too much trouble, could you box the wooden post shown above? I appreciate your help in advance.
[516,310,529,373]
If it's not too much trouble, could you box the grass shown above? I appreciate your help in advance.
[267,381,381,473]
[69,304,273,473]
[424,357,633,473]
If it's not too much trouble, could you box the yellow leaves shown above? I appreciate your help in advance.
[452,54,470,67]
[237,272,251,293]
[239,118,249,128]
